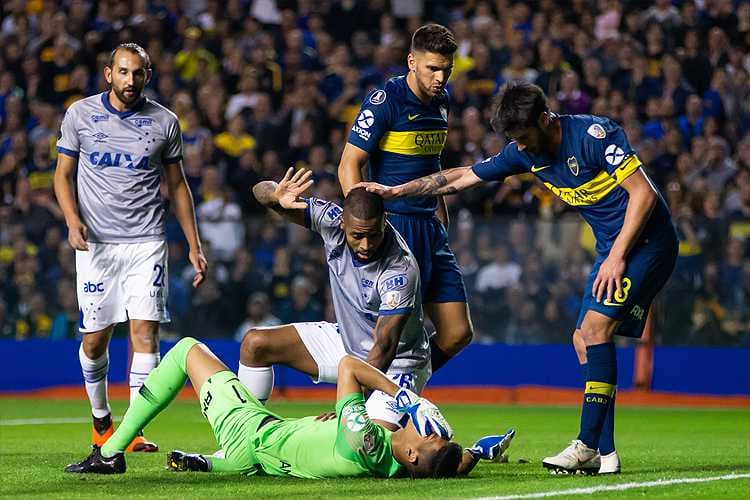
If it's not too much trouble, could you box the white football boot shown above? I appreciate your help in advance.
[598,451,621,474]
[542,439,601,474]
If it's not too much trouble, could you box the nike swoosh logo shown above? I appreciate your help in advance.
[601,300,625,307]
[530,165,551,172]
[407,114,420,120]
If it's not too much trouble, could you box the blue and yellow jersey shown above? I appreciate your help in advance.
[347,76,448,215]
[472,115,675,255]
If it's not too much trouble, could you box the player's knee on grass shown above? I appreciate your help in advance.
[240,329,276,366]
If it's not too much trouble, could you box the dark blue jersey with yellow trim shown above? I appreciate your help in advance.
[347,76,448,215]
[472,115,675,255]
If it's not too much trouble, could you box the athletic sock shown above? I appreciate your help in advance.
[598,391,617,455]
[238,364,274,404]
[101,338,199,457]
[577,342,617,449]
[129,352,160,403]
[79,344,111,419]
[429,337,453,372]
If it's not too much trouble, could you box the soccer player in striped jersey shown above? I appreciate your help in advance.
[338,24,473,375]
[54,43,207,452]
[357,80,678,475]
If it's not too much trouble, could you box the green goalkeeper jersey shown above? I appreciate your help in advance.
[251,393,403,478]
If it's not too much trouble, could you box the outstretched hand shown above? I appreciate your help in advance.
[275,167,314,209]
[351,181,399,200]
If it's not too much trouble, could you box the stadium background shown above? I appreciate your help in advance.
[0,0,747,396]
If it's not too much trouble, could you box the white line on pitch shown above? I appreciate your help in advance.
[0,416,122,426]
[473,473,750,499]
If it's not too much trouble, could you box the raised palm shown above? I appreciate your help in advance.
[275,167,314,209]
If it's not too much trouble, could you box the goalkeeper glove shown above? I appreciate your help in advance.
[467,428,516,461]
[394,388,453,439]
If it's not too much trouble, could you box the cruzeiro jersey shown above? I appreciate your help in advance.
[472,115,675,255]
[56,92,183,243]
[347,76,448,215]
[252,393,402,478]
[305,197,429,372]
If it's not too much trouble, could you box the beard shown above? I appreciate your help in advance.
[111,83,142,106]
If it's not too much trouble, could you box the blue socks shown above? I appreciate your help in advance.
[580,361,616,455]
[577,342,617,450]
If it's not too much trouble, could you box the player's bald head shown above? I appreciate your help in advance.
[343,187,384,221]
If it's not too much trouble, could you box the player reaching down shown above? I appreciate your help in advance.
[53,43,206,452]
[65,338,514,478]
[357,80,678,474]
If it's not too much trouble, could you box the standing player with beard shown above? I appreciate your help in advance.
[54,43,207,452]
[338,24,473,375]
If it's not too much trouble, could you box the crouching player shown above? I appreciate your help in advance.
[240,169,471,434]
[65,337,514,478]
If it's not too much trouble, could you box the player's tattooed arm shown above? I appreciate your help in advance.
[253,167,313,227]
[356,166,484,199]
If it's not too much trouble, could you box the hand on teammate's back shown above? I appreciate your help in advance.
[189,248,208,288]
[67,220,89,251]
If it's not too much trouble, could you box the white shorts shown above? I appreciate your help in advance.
[76,240,170,333]
[293,321,431,426]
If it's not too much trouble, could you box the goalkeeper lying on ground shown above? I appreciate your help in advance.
[65,338,514,478]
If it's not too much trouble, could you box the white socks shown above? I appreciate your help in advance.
[129,352,160,403]
[238,364,274,404]
[79,344,111,419]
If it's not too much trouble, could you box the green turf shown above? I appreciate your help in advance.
[0,399,748,499]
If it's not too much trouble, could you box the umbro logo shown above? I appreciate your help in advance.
[93,132,108,142]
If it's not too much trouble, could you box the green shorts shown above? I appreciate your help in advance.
[199,370,282,473]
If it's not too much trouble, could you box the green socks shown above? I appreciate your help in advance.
[101,338,200,457]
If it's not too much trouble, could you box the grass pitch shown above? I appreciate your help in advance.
[0,399,748,499]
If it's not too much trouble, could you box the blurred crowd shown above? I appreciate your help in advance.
[0,0,748,346]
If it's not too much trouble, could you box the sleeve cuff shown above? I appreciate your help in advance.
[56,146,79,158]
[378,307,413,316]
[471,163,494,181]
[162,155,183,164]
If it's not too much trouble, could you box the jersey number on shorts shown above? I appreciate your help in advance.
[603,277,632,306]
[152,264,164,287]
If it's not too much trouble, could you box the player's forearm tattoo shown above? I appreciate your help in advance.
[404,173,458,197]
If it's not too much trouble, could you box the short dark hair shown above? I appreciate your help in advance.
[411,24,457,56]
[108,43,151,70]
[343,187,384,220]
[411,441,462,479]
[490,80,548,134]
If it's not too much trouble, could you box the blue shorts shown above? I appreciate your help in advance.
[576,232,678,338]
[386,212,467,304]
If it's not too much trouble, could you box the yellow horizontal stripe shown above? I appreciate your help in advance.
[543,155,642,206]
[585,382,616,397]
[379,129,447,156]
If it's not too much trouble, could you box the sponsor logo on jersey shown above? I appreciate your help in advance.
[93,132,108,143]
[383,274,408,291]
[369,90,387,105]
[630,304,645,320]
[407,113,420,121]
[530,164,551,173]
[361,278,374,289]
[352,110,374,141]
[131,117,153,127]
[587,124,606,139]
[88,151,150,169]
[83,282,105,293]
[326,206,342,221]
[604,144,625,166]
[91,114,109,123]
[341,403,368,432]
[567,156,579,176]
